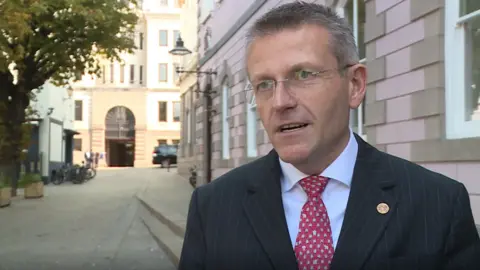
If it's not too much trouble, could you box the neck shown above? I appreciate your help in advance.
[293,129,351,176]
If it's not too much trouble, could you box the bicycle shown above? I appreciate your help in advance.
[188,165,197,188]
[84,161,97,180]
[72,162,87,184]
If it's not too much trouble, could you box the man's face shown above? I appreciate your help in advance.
[246,24,366,168]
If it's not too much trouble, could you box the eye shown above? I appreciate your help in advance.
[293,70,316,80]
[255,80,274,92]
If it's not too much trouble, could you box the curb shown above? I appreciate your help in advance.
[136,195,186,238]
[136,195,186,267]
[140,217,182,267]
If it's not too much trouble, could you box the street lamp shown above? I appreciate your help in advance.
[169,35,192,72]
[169,35,216,184]
[169,35,217,77]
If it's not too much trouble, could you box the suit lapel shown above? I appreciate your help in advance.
[331,134,398,270]
[243,150,298,270]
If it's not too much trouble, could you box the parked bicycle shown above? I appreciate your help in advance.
[83,160,97,180]
[52,164,70,185]
[188,165,197,188]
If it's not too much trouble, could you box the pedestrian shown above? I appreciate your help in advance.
[178,2,480,270]
[94,152,99,168]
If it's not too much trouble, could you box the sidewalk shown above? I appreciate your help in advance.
[136,168,193,267]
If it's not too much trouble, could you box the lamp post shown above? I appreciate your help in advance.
[169,35,217,184]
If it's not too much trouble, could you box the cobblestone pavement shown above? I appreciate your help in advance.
[0,167,177,270]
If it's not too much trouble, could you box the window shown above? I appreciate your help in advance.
[172,139,180,145]
[155,144,178,155]
[445,0,480,138]
[158,101,167,122]
[174,0,184,8]
[222,82,230,159]
[186,110,191,143]
[110,63,114,83]
[159,30,168,46]
[75,100,83,121]
[246,80,258,157]
[139,32,144,50]
[139,65,143,85]
[158,139,167,145]
[73,138,82,151]
[158,63,168,82]
[102,65,106,84]
[159,0,168,6]
[130,64,135,83]
[120,64,125,83]
[173,101,181,122]
[204,27,212,51]
[200,0,215,23]
[343,0,366,139]
[173,30,181,44]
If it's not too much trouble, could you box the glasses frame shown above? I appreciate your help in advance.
[246,63,358,103]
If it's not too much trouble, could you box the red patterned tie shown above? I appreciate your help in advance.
[294,175,334,270]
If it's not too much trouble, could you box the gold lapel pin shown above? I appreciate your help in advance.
[376,202,390,214]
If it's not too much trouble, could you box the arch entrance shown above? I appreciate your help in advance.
[104,106,136,167]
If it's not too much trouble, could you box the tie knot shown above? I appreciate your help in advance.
[299,175,329,199]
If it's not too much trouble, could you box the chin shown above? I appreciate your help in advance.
[275,143,311,165]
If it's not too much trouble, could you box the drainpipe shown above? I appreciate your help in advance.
[89,89,93,152]
[204,79,212,184]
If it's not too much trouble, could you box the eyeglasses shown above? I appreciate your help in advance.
[246,64,356,103]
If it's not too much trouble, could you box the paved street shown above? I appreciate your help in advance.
[0,167,177,270]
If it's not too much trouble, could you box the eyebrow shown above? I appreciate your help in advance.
[250,61,325,82]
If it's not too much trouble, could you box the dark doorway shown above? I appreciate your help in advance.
[104,106,136,167]
[106,139,135,167]
[63,129,78,165]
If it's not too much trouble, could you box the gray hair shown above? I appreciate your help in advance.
[246,1,359,69]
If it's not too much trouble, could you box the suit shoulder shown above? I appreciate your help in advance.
[195,155,267,196]
[378,150,463,191]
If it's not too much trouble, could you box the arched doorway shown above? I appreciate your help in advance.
[104,106,136,167]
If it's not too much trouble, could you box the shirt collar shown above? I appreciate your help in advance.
[279,129,359,193]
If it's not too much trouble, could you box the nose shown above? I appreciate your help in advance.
[272,81,297,111]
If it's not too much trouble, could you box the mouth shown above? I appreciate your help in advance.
[278,123,309,133]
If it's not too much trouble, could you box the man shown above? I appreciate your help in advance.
[178,2,480,270]
[84,150,92,165]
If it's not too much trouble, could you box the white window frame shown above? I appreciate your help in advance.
[338,0,367,140]
[445,1,480,139]
[187,110,191,144]
[222,83,230,159]
[246,81,258,157]
[200,0,215,23]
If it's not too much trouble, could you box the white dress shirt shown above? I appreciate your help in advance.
[279,130,358,250]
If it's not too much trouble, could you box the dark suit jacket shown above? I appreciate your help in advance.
[178,134,480,270]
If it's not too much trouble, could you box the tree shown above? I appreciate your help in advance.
[0,0,139,195]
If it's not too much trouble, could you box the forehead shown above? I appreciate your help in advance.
[246,24,337,80]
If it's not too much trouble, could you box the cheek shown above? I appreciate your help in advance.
[301,84,347,120]
[256,107,270,127]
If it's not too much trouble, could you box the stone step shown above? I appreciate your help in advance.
[136,195,185,267]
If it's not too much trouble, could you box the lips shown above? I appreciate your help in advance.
[278,123,309,132]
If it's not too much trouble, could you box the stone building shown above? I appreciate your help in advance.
[72,0,184,167]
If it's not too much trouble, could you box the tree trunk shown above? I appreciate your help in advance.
[0,84,28,196]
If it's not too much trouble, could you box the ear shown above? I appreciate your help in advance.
[348,64,367,109]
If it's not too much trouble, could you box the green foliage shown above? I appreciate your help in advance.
[0,0,139,165]
[0,0,33,69]
[18,173,42,187]
[0,0,139,86]
[0,173,12,188]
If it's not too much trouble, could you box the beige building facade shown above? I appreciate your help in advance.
[72,0,183,167]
